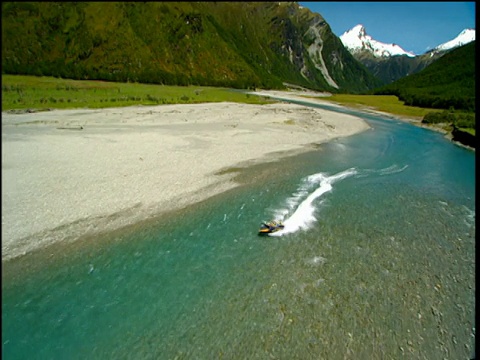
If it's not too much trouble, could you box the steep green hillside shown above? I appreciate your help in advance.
[373,42,475,111]
[1,2,381,92]
[356,53,436,85]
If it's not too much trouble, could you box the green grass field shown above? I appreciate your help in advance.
[2,75,444,120]
[1,75,273,111]
[4,75,473,136]
[319,94,443,119]
[320,94,474,136]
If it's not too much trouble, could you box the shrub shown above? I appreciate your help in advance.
[146,94,159,103]
[422,109,475,129]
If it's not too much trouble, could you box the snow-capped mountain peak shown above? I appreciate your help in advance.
[340,24,416,58]
[431,28,475,53]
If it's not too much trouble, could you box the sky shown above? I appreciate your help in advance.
[298,2,476,55]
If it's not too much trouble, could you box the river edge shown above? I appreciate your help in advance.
[2,101,369,262]
[347,107,476,152]
[250,90,475,152]
[0,143,324,281]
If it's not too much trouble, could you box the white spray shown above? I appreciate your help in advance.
[269,168,357,236]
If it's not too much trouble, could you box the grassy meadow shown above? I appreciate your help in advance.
[319,94,474,136]
[5,74,472,137]
[3,75,442,120]
[1,75,273,111]
[322,94,443,120]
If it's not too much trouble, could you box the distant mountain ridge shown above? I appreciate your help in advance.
[340,24,415,58]
[1,2,381,93]
[425,28,475,56]
[340,25,476,85]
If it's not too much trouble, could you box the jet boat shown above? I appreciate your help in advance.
[258,220,284,235]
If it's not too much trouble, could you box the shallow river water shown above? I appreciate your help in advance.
[2,103,475,359]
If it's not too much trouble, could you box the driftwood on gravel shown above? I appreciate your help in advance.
[57,126,84,130]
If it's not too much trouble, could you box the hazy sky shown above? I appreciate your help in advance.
[298,2,476,54]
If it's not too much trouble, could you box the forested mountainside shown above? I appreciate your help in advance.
[1,2,381,92]
[351,52,440,85]
[373,41,475,111]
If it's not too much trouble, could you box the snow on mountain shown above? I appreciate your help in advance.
[340,24,416,58]
[430,28,475,53]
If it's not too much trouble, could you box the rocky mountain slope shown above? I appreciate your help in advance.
[1,2,381,92]
[340,24,415,58]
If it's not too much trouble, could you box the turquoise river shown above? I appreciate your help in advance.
[2,101,475,359]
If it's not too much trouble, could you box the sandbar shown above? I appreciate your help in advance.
[2,98,369,261]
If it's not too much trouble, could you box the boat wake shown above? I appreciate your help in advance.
[268,168,357,236]
[357,164,409,177]
[266,164,408,237]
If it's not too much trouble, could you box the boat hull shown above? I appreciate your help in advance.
[258,222,284,236]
